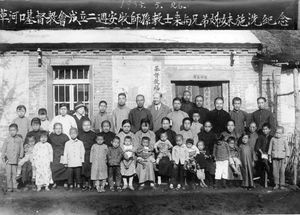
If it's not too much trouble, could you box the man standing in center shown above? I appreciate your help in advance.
[180,90,195,117]
[167,97,189,134]
[191,95,210,124]
[148,92,170,133]
[128,94,153,133]
[112,93,131,134]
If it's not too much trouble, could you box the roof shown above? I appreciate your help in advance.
[0,30,261,51]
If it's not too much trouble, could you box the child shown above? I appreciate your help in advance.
[213,135,230,188]
[170,134,189,190]
[239,133,255,190]
[63,128,85,190]
[78,119,97,191]
[155,117,177,146]
[136,137,156,190]
[117,120,137,148]
[135,118,156,148]
[32,131,53,191]
[1,124,24,192]
[107,136,123,192]
[227,136,243,186]
[268,126,290,190]
[179,117,198,145]
[195,140,209,188]
[12,105,31,139]
[190,111,203,137]
[185,138,200,189]
[120,136,136,191]
[98,120,116,147]
[221,120,239,143]
[16,135,36,187]
[255,123,273,187]
[90,134,108,193]
[38,108,50,132]
[49,122,69,188]
[24,118,44,145]
[248,122,259,151]
[154,132,173,164]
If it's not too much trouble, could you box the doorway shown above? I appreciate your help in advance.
[172,81,230,111]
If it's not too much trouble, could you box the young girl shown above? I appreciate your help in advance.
[49,122,69,188]
[195,140,209,188]
[239,133,255,190]
[90,134,108,193]
[117,120,137,148]
[135,119,156,148]
[190,111,203,137]
[38,108,50,133]
[227,136,243,186]
[170,134,189,190]
[78,119,97,191]
[120,136,136,191]
[136,137,156,190]
[185,138,200,189]
[24,118,44,145]
[16,135,36,187]
[32,131,53,191]
[63,128,85,190]
[221,120,240,143]
[98,120,116,147]
[179,117,198,145]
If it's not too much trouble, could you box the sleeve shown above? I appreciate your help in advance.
[167,140,173,149]
[1,140,7,160]
[49,144,53,163]
[32,145,37,166]
[19,138,24,158]
[128,110,133,126]
[285,140,290,157]
[194,135,198,146]
[109,115,114,132]
[70,117,77,129]
[269,113,276,134]
[195,146,200,154]
[213,143,217,158]
[154,141,159,151]
[148,110,154,131]
[90,145,95,163]
[91,115,96,131]
[80,142,85,163]
[112,110,117,133]
[268,139,273,156]
[254,137,260,153]
[171,147,176,161]
[244,111,250,127]
[63,142,68,165]
[27,118,31,133]
[49,117,56,134]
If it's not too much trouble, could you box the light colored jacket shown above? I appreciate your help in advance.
[172,145,189,165]
[63,138,85,167]
[268,137,290,159]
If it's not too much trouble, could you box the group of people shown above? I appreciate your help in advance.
[1,90,291,193]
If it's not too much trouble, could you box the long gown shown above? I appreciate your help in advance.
[90,144,108,180]
[49,133,69,182]
[239,143,254,187]
[32,142,53,186]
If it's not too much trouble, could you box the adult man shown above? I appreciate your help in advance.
[112,93,131,133]
[50,103,77,138]
[191,95,209,124]
[229,97,248,137]
[128,94,153,133]
[73,102,90,134]
[148,92,170,132]
[207,97,231,136]
[180,90,195,116]
[92,100,113,133]
[251,97,276,135]
[167,97,189,134]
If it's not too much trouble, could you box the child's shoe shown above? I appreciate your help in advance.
[157,176,162,185]
[176,184,181,190]
[63,183,68,188]
[169,184,174,190]
[69,185,74,191]
[110,187,115,192]
[45,186,50,191]
[76,184,81,189]
[116,187,122,192]
[128,185,135,191]
[273,184,280,190]
[36,186,42,192]
[100,186,106,193]
[138,184,145,190]
[96,186,101,193]
[280,185,287,190]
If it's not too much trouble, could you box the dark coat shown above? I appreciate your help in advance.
[148,103,171,132]
[190,106,210,124]
[251,109,275,135]
[181,101,195,117]
[197,130,217,156]
[208,109,231,135]
[98,131,116,147]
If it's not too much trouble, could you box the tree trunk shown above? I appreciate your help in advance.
[293,68,300,185]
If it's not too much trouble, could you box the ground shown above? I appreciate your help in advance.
[1,171,300,215]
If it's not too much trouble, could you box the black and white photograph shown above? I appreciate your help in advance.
[0,0,300,214]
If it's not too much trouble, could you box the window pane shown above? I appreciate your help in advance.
[54,86,58,102]
[59,85,64,102]
[58,69,64,79]
[84,68,88,79]
[65,68,71,79]
[55,104,59,116]
[54,70,59,80]
[74,85,77,102]
[84,84,89,101]
[78,84,84,102]
[72,68,77,79]
[78,67,84,79]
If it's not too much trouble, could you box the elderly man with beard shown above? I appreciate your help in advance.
[148,92,170,133]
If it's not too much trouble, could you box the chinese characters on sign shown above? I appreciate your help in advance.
[153,65,161,92]
[0,0,297,29]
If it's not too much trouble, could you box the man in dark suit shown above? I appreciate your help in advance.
[148,92,171,132]
[190,95,210,124]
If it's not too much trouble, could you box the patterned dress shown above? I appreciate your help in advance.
[90,144,108,180]
[120,144,136,177]
[32,142,53,186]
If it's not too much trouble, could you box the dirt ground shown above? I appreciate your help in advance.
[1,171,300,215]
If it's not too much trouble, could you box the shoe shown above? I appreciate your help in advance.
[176,184,181,190]
[45,186,50,191]
[63,183,68,188]
[128,185,135,191]
[169,184,174,190]
[77,184,81,189]
[273,185,280,190]
[96,186,101,193]
[122,185,128,190]
[138,185,145,191]
[110,187,115,192]
[280,186,287,190]
[116,187,122,192]
[36,187,41,192]
[13,188,20,192]
[81,186,88,191]
[100,186,106,193]
[52,183,57,189]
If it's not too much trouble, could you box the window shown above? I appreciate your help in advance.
[53,66,90,116]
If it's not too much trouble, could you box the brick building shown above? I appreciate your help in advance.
[0,29,283,146]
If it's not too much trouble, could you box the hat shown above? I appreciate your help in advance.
[74,102,86,111]
[59,103,68,109]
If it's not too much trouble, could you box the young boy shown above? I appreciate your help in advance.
[12,105,31,139]
[170,134,189,190]
[107,136,123,192]
[213,135,230,188]
[1,124,24,192]
[185,138,200,189]
[63,128,85,189]
[38,108,50,132]
[255,123,273,187]
[190,111,203,138]
[268,126,290,190]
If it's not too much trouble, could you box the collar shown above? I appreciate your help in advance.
[99,112,107,116]
[137,107,144,111]
[71,138,78,142]
[155,103,162,108]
